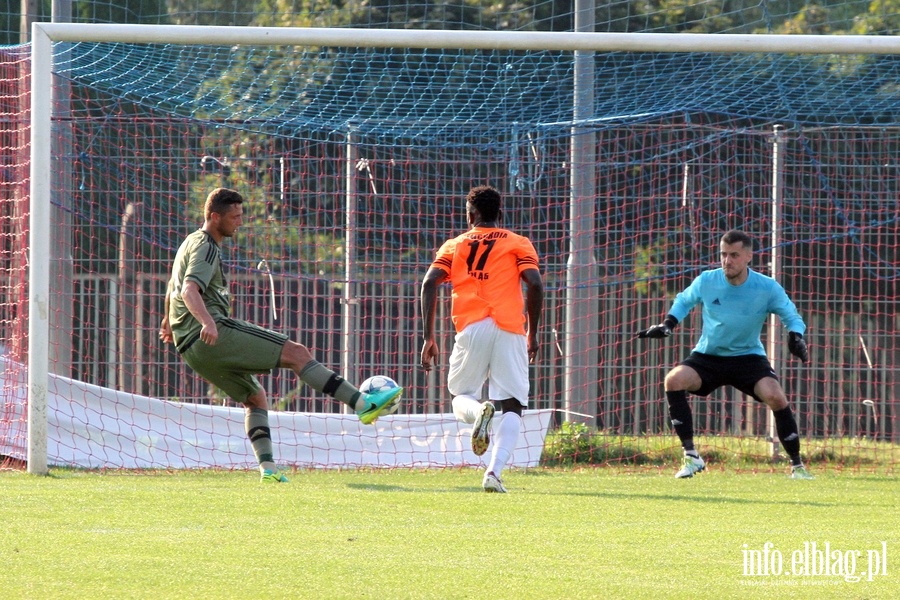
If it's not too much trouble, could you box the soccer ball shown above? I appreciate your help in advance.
[359,374,402,416]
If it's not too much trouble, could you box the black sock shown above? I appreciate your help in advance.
[666,390,695,453]
[298,360,362,408]
[245,408,274,466]
[773,406,802,466]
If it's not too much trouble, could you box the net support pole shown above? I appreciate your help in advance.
[564,0,599,425]
[27,22,52,475]
[767,124,785,458]
[50,0,74,381]
[342,130,360,396]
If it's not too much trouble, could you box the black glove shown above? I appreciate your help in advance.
[788,331,809,362]
[637,315,678,339]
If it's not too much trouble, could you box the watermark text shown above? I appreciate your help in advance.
[741,541,888,583]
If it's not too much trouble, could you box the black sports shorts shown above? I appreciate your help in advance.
[680,352,778,401]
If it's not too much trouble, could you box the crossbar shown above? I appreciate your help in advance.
[34,23,900,54]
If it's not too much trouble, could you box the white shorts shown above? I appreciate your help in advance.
[447,317,529,406]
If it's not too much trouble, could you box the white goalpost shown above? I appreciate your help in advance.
[27,23,900,474]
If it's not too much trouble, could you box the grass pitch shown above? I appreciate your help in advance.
[1,467,896,599]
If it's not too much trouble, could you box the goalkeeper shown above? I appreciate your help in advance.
[159,188,402,483]
[637,230,812,480]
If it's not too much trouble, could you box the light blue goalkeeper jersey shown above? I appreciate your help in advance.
[668,268,806,357]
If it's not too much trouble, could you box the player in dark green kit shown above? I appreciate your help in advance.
[638,230,812,480]
[159,188,402,482]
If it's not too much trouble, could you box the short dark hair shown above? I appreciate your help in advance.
[466,185,501,222]
[721,230,753,250]
[204,188,244,219]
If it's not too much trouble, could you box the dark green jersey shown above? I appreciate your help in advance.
[167,229,231,350]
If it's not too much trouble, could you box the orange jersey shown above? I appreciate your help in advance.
[431,226,540,334]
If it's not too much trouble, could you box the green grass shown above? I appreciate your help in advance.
[1,468,896,599]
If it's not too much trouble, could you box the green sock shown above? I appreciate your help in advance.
[245,408,275,470]
[298,360,363,409]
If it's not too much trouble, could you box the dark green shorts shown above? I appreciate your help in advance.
[182,318,288,403]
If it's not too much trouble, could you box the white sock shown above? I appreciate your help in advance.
[452,394,481,424]
[487,412,521,477]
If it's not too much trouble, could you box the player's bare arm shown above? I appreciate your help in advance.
[522,268,544,363]
[159,284,174,344]
[181,280,219,346]
[419,266,448,371]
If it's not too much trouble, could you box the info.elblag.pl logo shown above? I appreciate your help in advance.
[741,541,889,583]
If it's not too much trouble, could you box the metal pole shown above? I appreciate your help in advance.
[564,0,599,425]
[117,202,139,390]
[20,0,39,43]
[50,0,75,378]
[767,124,785,458]
[27,23,52,475]
[35,24,900,55]
[342,131,359,395]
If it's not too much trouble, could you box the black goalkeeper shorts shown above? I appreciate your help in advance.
[680,352,779,401]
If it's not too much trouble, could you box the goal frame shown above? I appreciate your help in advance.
[28,23,900,474]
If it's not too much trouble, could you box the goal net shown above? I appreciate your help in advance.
[3,23,899,472]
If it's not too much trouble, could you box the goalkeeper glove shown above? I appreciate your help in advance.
[637,315,678,339]
[788,331,809,362]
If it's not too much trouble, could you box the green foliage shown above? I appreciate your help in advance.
[540,421,594,465]
[778,4,834,34]
[851,0,900,34]
[74,0,170,25]
[5,0,899,45]
[632,240,667,297]
[166,0,256,26]
[541,423,666,466]
[542,426,899,471]
[187,156,344,276]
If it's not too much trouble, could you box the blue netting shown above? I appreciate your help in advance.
[53,40,900,146]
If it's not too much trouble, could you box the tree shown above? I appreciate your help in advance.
[73,0,169,25]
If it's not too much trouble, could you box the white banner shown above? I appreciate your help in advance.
[2,357,552,469]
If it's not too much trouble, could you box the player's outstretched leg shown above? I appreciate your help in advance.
[356,385,404,425]
[295,356,402,425]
